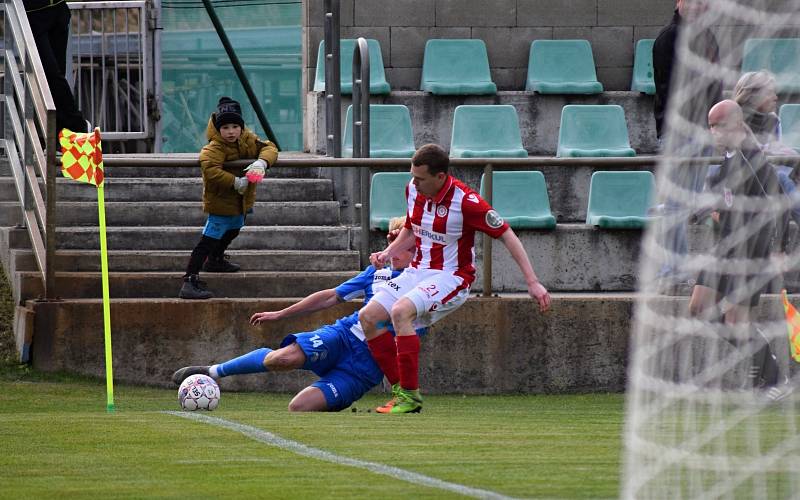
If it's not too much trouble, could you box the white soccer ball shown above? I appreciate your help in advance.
[178,374,220,411]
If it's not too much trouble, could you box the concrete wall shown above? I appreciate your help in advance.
[304,0,677,91]
[29,296,634,394]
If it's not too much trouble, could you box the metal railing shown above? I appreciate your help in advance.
[68,0,156,141]
[351,37,370,266]
[322,0,341,158]
[1,0,58,298]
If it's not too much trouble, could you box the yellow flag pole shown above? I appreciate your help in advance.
[97,183,115,412]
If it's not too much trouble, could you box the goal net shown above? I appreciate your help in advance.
[623,0,800,497]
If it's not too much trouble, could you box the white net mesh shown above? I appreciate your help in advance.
[623,0,800,497]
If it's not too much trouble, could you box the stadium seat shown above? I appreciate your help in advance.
[525,40,603,94]
[420,39,497,95]
[557,105,636,157]
[370,172,412,230]
[741,38,800,93]
[780,104,800,152]
[450,105,528,158]
[586,171,654,229]
[480,171,556,229]
[630,39,656,94]
[312,39,391,94]
[342,105,416,158]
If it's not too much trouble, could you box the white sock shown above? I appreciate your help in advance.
[209,365,220,378]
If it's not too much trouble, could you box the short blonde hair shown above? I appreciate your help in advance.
[388,216,406,233]
[733,71,776,110]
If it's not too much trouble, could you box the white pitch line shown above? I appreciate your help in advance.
[163,411,518,500]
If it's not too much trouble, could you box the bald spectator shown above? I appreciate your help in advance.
[689,100,789,400]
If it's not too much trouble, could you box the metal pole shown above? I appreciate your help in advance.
[353,38,370,268]
[482,163,493,297]
[200,0,281,150]
[44,111,57,298]
[323,0,340,157]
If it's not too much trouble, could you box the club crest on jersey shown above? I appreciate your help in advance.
[485,210,504,229]
[436,205,448,217]
[723,188,733,208]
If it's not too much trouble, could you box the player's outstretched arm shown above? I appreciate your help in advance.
[250,288,341,325]
[499,228,551,313]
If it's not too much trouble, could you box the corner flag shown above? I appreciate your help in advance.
[59,127,115,412]
[781,289,800,363]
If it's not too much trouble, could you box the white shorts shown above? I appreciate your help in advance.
[371,267,471,327]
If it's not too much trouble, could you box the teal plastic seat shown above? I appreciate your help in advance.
[630,39,656,94]
[557,105,636,157]
[526,40,603,94]
[343,105,415,158]
[420,39,497,95]
[313,39,391,94]
[450,105,528,158]
[480,171,555,229]
[370,172,412,230]
[586,171,654,229]
[741,38,800,93]
[780,104,800,152]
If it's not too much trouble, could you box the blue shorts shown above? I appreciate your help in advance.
[281,324,384,411]
[203,214,245,239]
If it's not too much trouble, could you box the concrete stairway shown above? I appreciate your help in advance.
[0,159,362,306]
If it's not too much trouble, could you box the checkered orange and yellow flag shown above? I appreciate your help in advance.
[781,289,800,363]
[59,128,104,187]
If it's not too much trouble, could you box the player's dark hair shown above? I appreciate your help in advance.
[412,143,449,175]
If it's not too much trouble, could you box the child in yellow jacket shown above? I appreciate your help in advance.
[180,97,278,299]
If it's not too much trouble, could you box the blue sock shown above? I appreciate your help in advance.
[214,348,271,377]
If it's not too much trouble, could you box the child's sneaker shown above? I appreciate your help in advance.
[202,254,240,273]
[179,274,213,299]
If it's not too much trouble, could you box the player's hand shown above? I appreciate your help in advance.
[370,250,389,268]
[528,281,551,313]
[250,310,282,325]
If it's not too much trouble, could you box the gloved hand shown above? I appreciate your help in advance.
[244,159,267,183]
[233,176,249,194]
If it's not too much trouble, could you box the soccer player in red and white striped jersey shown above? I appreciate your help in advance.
[360,144,551,414]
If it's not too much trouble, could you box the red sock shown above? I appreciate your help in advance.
[367,332,399,385]
[396,335,420,390]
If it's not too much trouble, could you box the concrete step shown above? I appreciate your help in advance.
[15,270,357,301]
[52,201,341,226]
[0,200,341,227]
[10,248,360,273]
[6,225,352,251]
[0,177,334,202]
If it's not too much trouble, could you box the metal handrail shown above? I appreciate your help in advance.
[2,0,58,298]
[351,37,370,267]
[322,0,341,157]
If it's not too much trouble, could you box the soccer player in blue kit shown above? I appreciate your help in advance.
[171,217,420,411]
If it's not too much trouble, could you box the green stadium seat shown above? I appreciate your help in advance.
[557,105,636,157]
[741,38,800,93]
[630,39,656,94]
[420,39,497,95]
[780,104,800,152]
[586,171,654,229]
[480,171,556,229]
[370,172,412,230]
[526,40,603,94]
[313,39,391,95]
[450,105,528,158]
[342,105,416,158]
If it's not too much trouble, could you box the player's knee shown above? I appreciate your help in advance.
[287,399,310,412]
[359,303,385,331]
[264,346,303,371]
[390,299,416,325]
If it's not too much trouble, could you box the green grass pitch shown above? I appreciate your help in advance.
[0,369,623,499]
